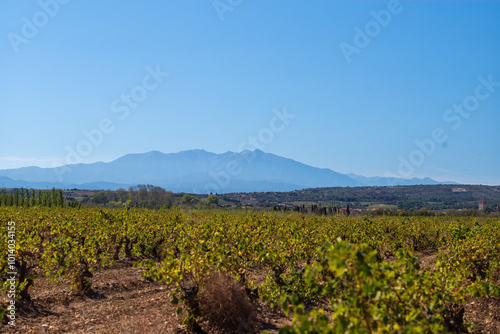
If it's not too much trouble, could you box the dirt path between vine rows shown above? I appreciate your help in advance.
[2,255,499,333]
[2,259,290,333]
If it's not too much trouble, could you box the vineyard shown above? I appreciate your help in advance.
[1,207,499,333]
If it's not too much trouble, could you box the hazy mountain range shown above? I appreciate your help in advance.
[0,150,455,193]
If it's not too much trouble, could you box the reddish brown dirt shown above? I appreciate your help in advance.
[464,268,500,334]
[1,260,290,333]
[415,251,500,334]
[3,257,498,333]
[416,249,438,269]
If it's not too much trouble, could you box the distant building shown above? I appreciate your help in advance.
[452,187,467,193]
[479,200,487,210]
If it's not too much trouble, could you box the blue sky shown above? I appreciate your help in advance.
[1,0,499,185]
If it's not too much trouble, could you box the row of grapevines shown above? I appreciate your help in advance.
[1,207,498,332]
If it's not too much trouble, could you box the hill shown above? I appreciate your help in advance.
[221,184,500,211]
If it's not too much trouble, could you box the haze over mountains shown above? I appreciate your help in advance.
[0,150,455,193]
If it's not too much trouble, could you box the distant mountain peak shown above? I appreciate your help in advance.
[147,150,163,154]
[0,150,455,192]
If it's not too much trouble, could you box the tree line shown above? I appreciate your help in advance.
[273,204,350,216]
[88,185,175,209]
[0,188,64,207]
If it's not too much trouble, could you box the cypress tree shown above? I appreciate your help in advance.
[57,189,64,207]
[14,191,19,206]
[37,191,42,206]
[31,189,36,207]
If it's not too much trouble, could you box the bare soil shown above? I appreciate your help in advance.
[464,268,500,334]
[415,251,500,334]
[3,256,499,333]
[1,259,290,334]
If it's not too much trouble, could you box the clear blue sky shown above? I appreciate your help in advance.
[1,0,499,185]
